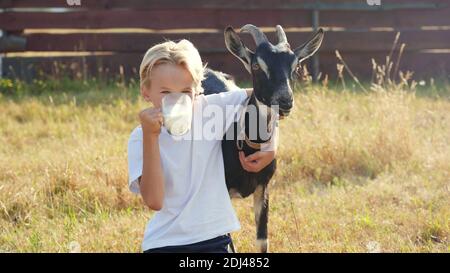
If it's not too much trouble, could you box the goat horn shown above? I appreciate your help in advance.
[240,24,268,46]
[276,25,288,45]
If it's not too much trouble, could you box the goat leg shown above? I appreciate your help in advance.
[253,184,269,253]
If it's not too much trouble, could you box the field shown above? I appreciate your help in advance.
[0,78,449,253]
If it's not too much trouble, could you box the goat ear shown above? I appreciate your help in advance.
[224,26,253,73]
[294,28,324,63]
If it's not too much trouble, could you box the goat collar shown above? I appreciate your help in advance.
[237,93,275,151]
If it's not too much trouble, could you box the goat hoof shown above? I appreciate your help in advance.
[256,239,269,253]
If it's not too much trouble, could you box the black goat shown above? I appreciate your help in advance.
[202,24,324,252]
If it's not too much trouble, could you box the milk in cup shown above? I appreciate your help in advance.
[162,93,192,136]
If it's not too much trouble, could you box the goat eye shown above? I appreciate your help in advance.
[252,63,260,70]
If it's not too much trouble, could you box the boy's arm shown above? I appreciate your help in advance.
[239,125,278,173]
[138,108,165,211]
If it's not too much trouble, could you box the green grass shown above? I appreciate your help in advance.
[0,79,449,252]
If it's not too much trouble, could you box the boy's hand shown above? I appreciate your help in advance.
[239,150,275,173]
[139,107,163,135]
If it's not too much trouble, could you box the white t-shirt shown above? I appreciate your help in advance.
[127,89,248,251]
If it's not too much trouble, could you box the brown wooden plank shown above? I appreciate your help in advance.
[3,51,449,83]
[320,7,450,29]
[318,50,450,79]
[0,0,328,9]
[0,0,446,10]
[19,32,229,53]
[0,52,248,82]
[3,30,447,53]
[320,30,450,52]
[0,10,312,30]
[1,5,449,31]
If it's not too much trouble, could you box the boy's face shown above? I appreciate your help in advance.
[141,63,195,108]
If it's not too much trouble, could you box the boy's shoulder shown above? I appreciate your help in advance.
[202,89,248,106]
[129,125,143,142]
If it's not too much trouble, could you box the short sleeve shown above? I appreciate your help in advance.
[127,126,143,195]
[204,89,248,136]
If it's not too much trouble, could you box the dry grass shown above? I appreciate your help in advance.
[0,80,449,253]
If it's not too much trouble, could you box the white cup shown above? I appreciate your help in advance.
[161,93,193,136]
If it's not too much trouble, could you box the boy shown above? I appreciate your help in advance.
[127,39,276,253]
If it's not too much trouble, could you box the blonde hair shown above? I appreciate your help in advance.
[139,39,205,94]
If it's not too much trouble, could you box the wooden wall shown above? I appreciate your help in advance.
[0,0,449,82]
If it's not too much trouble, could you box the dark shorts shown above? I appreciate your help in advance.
[143,234,232,253]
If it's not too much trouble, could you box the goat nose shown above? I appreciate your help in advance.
[278,97,293,109]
